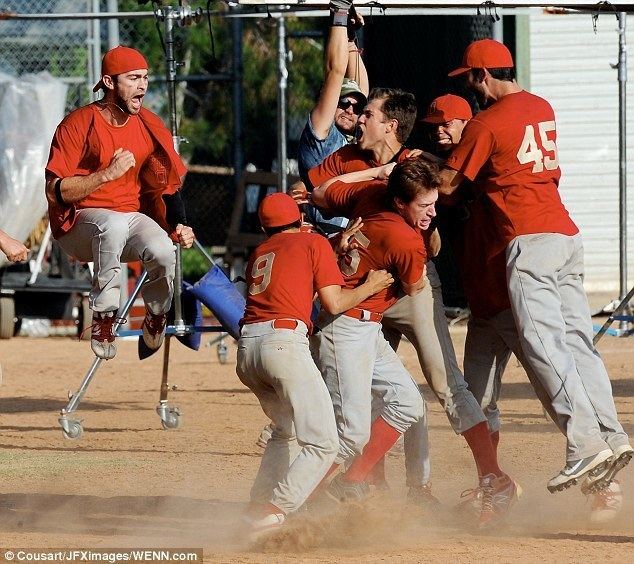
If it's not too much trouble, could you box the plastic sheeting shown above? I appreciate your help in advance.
[0,71,67,267]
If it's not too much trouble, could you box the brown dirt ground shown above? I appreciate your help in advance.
[0,322,633,563]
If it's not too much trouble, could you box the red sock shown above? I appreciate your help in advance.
[366,455,386,486]
[344,418,400,484]
[462,421,503,478]
[490,430,500,455]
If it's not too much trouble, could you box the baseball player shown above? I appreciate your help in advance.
[311,157,513,529]
[440,39,633,494]
[238,192,393,539]
[45,45,195,360]
[309,89,516,524]
[0,230,28,263]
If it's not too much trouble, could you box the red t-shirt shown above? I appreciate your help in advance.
[446,90,578,243]
[307,145,412,190]
[241,231,345,330]
[325,181,426,314]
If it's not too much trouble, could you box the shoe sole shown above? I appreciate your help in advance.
[547,453,613,494]
[581,451,633,495]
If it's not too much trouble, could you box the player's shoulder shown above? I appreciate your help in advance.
[139,107,169,131]
[58,104,94,130]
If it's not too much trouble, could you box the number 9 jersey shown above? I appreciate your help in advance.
[445,90,578,243]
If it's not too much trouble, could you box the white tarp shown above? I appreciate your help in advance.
[0,71,67,267]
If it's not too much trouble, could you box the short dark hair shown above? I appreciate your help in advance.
[263,219,302,236]
[471,67,515,82]
[368,87,417,144]
[386,156,440,207]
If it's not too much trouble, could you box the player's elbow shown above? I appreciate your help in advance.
[312,185,328,208]
[402,278,426,296]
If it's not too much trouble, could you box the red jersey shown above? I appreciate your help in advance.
[458,195,511,319]
[46,104,186,238]
[241,231,345,330]
[446,90,578,244]
[307,144,412,190]
[326,181,426,313]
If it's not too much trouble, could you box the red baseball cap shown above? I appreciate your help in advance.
[421,94,473,124]
[448,39,514,77]
[258,193,301,229]
[92,45,149,92]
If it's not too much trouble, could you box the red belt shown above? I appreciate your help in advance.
[272,319,299,330]
[342,308,383,323]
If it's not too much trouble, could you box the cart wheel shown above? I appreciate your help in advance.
[217,342,228,364]
[0,296,16,339]
[161,409,181,430]
[62,420,84,440]
[77,297,91,340]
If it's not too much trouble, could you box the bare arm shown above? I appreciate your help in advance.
[439,167,465,199]
[45,148,135,205]
[0,230,28,262]
[401,265,427,296]
[310,26,349,140]
[312,163,394,208]
[318,269,394,315]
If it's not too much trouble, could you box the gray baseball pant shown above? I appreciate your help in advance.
[237,320,338,514]
[381,262,487,486]
[57,209,175,314]
[506,233,629,462]
[312,312,426,466]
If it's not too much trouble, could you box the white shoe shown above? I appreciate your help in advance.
[256,423,274,449]
[589,480,623,524]
[244,512,285,542]
[547,449,613,493]
[582,444,634,494]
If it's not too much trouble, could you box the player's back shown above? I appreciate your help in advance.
[241,231,341,328]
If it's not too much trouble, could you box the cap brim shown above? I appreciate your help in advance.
[447,67,470,77]
[92,79,104,93]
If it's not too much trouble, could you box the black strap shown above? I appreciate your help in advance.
[54,178,66,206]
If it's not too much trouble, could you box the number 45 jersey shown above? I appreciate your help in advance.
[445,90,578,243]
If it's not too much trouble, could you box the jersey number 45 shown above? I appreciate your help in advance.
[516,120,559,173]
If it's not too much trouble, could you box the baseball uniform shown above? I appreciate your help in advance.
[446,89,630,464]
[238,229,342,515]
[312,180,426,464]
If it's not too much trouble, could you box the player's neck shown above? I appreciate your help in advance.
[490,80,522,102]
[373,138,402,165]
[95,97,130,127]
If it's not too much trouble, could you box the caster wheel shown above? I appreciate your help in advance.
[161,409,181,430]
[217,343,228,364]
[62,420,83,440]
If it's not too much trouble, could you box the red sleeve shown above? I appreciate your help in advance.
[45,116,88,180]
[323,180,369,217]
[307,150,345,190]
[387,229,426,286]
[312,235,345,290]
[445,118,496,182]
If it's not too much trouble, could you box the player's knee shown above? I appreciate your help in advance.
[145,237,176,270]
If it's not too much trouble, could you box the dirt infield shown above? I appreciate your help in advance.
[0,325,632,562]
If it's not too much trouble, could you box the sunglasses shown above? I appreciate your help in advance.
[338,98,363,114]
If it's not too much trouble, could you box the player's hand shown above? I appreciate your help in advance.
[175,224,195,248]
[365,269,394,293]
[335,217,364,255]
[376,162,396,181]
[103,148,135,182]
[289,180,310,205]
[428,227,441,257]
[0,237,28,262]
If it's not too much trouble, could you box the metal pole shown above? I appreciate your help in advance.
[492,8,503,41]
[107,0,120,48]
[232,17,244,196]
[277,15,288,193]
[617,12,628,332]
[89,0,101,103]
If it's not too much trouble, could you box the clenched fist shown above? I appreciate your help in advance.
[175,224,195,249]
[103,148,135,182]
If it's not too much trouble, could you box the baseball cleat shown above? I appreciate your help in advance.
[243,511,286,543]
[326,473,370,503]
[581,444,634,494]
[90,311,117,360]
[588,480,623,524]
[547,449,613,493]
[477,474,522,529]
[455,484,484,518]
[407,483,441,509]
[142,308,168,350]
